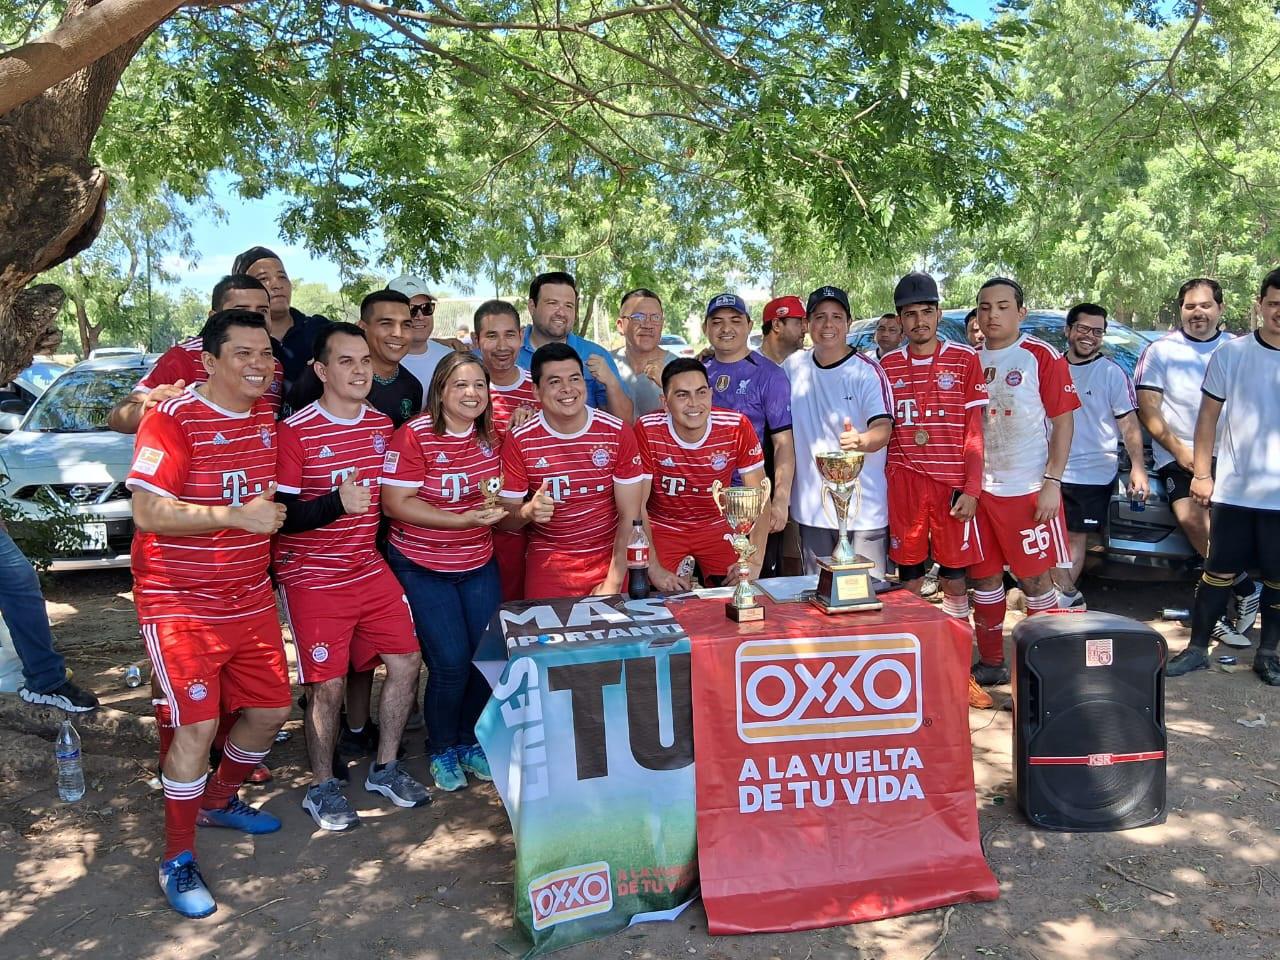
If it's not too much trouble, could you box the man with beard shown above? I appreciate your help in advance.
[1053,303,1149,609]
[759,296,808,367]
[1136,278,1258,645]
[611,288,677,417]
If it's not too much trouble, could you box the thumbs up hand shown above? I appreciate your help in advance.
[523,479,556,524]
[339,468,372,515]
[239,482,286,534]
[839,416,864,452]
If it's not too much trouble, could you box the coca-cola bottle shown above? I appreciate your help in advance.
[627,520,650,599]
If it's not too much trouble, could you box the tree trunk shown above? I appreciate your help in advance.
[71,291,100,357]
[0,0,165,381]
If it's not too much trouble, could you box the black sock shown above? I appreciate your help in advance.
[1190,572,1234,650]
[1258,583,1280,655]
[1232,572,1255,597]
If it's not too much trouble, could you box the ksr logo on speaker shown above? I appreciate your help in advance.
[528,861,613,930]
[735,635,923,744]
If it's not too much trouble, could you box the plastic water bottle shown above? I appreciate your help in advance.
[55,719,85,802]
[627,520,651,599]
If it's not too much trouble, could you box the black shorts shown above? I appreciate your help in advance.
[1158,459,1215,505]
[1206,503,1280,579]
[1062,481,1112,534]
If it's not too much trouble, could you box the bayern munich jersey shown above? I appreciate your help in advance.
[880,340,987,491]
[383,416,503,572]
[1062,355,1137,486]
[500,409,645,558]
[125,388,277,623]
[1201,333,1280,511]
[1134,328,1233,470]
[489,369,538,437]
[273,402,393,587]
[138,336,284,416]
[634,410,764,530]
[978,335,1080,496]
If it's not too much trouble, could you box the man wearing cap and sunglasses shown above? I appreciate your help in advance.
[759,296,808,367]
[704,293,795,577]
[389,274,453,403]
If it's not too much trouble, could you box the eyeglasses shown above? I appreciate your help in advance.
[410,302,436,317]
[1073,325,1106,338]
[623,312,663,326]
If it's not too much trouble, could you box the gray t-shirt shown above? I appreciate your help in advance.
[612,348,677,417]
[400,340,455,409]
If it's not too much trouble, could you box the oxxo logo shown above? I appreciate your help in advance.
[528,861,613,930]
[735,634,923,743]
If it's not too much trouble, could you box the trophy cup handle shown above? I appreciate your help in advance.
[710,479,726,517]
[758,477,772,517]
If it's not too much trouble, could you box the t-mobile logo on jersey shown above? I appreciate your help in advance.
[329,467,371,488]
[441,472,472,502]
[221,470,263,506]
[659,476,687,496]
[544,475,573,501]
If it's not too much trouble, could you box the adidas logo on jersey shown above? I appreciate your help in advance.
[660,456,677,467]
[535,457,550,468]
[893,378,907,389]
[213,432,229,445]
[435,452,449,464]
[318,445,334,459]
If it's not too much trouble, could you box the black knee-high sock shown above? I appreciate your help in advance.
[1232,572,1255,597]
[1190,572,1235,650]
[1258,582,1280,655]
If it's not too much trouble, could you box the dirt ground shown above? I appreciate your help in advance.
[1,570,1278,960]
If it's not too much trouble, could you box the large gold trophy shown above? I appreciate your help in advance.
[710,478,772,622]
[810,451,882,614]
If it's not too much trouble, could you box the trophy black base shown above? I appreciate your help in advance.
[725,601,766,623]
[809,556,882,615]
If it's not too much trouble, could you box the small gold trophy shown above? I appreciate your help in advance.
[481,474,504,510]
[810,451,882,614]
[710,478,772,622]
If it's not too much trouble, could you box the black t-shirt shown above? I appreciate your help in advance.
[286,365,423,427]
[275,309,331,388]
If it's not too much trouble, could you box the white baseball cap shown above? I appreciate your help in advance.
[387,274,433,299]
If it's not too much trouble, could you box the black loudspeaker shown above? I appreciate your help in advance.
[1013,611,1167,832]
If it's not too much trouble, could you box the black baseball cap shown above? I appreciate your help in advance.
[806,285,851,316]
[893,271,940,309]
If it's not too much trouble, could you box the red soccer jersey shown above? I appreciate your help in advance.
[383,416,503,572]
[489,369,539,438]
[881,340,988,489]
[500,409,646,559]
[138,337,284,416]
[634,410,764,530]
[273,402,393,587]
[125,389,277,623]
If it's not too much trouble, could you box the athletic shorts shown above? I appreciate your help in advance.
[142,607,290,727]
[524,547,613,600]
[1206,503,1280,580]
[969,491,1070,581]
[1061,481,1113,534]
[494,528,527,602]
[1158,459,1215,505]
[279,564,418,684]
[652,521,736,578]
[887,467,984,569]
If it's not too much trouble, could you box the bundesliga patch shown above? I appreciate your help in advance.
[1005,369,1023,387]
[591,447,611,468]
[937,372,956,390]
[260,426,273,448]
[373,434,386,454]
[383,451,400,474]
[132,446,165,476]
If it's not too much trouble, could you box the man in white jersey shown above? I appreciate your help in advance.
[1168,268,1280,684]
[1053,303,1149,609]
[1136,278,1258,643]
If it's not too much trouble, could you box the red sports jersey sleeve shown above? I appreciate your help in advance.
[1037,349,1081,419]
[136,343,202,393]
[128,407,193,498]
[614,424,645,484]
[963,351,988,408]
[275,420,306,494]
[499,425,529,499]
[384,418,427,487]
[735,415,766,474]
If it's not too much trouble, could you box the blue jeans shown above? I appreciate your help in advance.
[387,545,500,754]
[0,528,66,692]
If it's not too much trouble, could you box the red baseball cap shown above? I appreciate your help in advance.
[762,296,806,329]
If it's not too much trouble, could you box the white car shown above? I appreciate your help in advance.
[659,333,698,358]
[0,354,156,571]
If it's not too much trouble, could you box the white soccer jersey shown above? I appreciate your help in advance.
[1134,329,1233,470]
[784,348,894,531]
[1201,333,1280,510]
[1063,355,1137,486]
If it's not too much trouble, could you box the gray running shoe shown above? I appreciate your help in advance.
[365,761,432,808]
[1230,581,1262,635]
[302,778,360,831]
[1211,617,1252,649]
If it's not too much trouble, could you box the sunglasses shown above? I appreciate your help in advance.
[410,302,436,317]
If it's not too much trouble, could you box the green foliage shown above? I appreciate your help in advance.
[0,497,92,574]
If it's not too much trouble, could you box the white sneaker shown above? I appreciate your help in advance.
[1058,589,1087,611]
[1230,581,1262,635]
[1211,617,1252,649]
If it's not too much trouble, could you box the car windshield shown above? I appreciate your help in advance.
[23,367,142,433]
[20,362,67,393]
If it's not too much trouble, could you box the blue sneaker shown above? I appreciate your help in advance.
[196,796,282,834]
[158,851,216,919]
[429,748,468,792]
[456,743,492,782]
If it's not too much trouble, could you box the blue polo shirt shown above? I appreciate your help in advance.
[517,328,621,410]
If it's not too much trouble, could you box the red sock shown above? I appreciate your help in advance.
[971,586,1007,665]
[201,740,270,811]
[162,772,207,861]
[154,699,175,769]
[212,711,238,754]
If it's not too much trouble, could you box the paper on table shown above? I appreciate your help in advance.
[754,575,818,603]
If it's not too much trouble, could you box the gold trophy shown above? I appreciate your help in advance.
[481,474,504,510]
[810,451,882,614]
[710,477,772,622]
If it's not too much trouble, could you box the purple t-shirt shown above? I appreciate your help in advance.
[705,351,792,479]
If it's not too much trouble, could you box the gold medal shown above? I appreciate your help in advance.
[914,428,930,446]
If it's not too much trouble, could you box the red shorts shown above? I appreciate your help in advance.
[653,521,736,578]
[887,467,984,569]
[494,528,527,602]
[279,564,419,684]
[968,491,1070,581]
[142,608,290,727]
[524,547,613,599]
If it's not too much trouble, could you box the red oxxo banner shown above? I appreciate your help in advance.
[675,594,998,934]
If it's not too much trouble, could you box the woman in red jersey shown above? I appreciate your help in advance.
[382,353,506,792]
